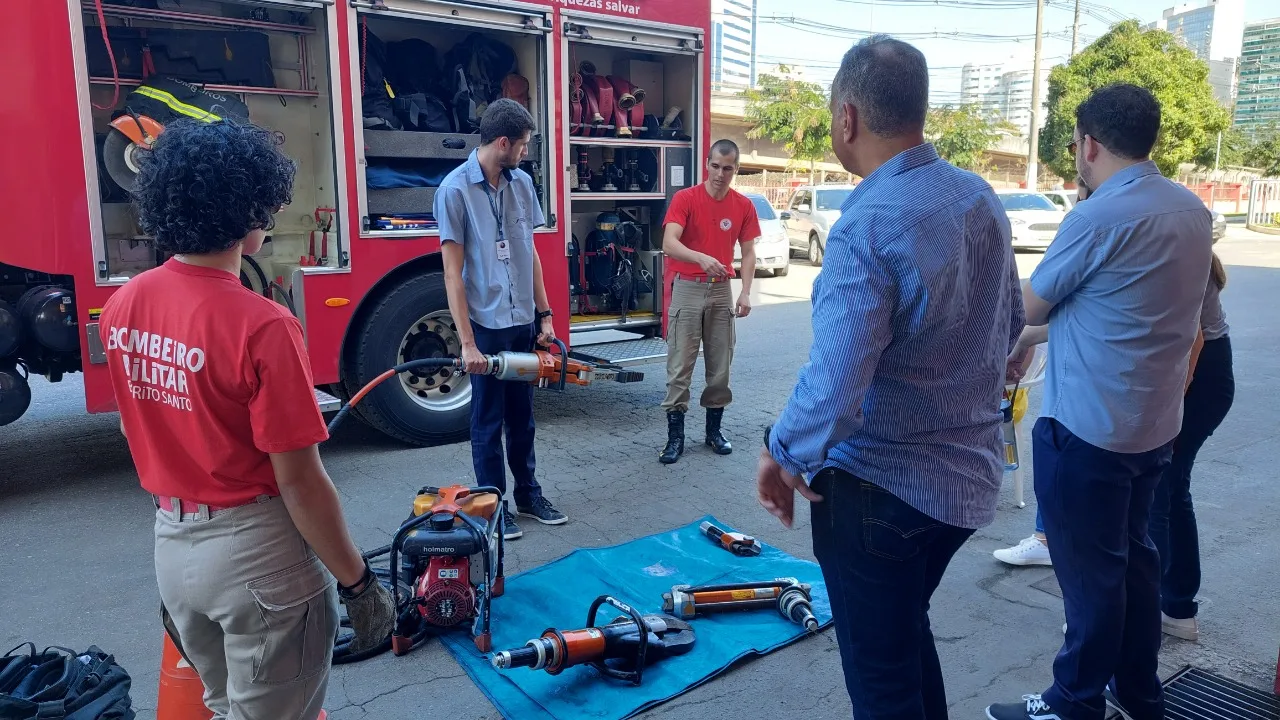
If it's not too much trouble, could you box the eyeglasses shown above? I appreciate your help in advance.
[1066,139,1078,157]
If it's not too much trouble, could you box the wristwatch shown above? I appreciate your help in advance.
[337,558,375,600]
[536,309,553,320]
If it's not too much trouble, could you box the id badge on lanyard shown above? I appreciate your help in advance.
[484,183,510,262]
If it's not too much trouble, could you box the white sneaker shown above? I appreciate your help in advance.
[993,535,1052,566]
[1161,612,1200,641]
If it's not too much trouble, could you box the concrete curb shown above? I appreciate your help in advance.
[1246,223,1280,236]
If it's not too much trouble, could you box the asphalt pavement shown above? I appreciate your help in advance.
[2,226,1277,719]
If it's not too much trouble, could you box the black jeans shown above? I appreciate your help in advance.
[469,321,543,508]
[1149,335,1234,620]
[1036,417,1174,720]
[809,468,975,720]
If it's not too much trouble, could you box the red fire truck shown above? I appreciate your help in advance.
[1,0,711,445]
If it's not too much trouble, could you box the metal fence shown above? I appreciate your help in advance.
[1247,179,1280,230]
[734,168,1039,209]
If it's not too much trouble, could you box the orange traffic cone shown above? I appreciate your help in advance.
[156,630,330,720]
[157,632,211,720]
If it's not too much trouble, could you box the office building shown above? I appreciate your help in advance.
[1145,0,1247,104]
[1234,17,1280,137]
[711,0,757,91]
[961,61,1009,104]
[960,57,1049,137]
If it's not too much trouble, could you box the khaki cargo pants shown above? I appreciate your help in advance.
[155,495,339,720]
[662,277,736,413]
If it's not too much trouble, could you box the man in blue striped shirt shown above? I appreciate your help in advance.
[757,35,1025,718]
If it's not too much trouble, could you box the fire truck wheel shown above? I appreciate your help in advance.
[341,271,471,446]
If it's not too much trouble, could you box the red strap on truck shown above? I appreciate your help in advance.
[570,73,584,136]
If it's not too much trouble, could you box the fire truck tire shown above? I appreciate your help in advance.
[341,271,471,446]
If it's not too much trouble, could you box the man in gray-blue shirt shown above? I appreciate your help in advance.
[437,99,567,540]
[987,84,1212,720]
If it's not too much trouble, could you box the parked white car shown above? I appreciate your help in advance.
[997,190,1066,251]
[734,193,790,277]
[1042,189,1078,212]
[780,184,857,266]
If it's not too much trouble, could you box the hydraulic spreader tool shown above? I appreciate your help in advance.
[491,595,696,685]
[699,520,761,557]
[662,578,820,633]
[326,338,641,433]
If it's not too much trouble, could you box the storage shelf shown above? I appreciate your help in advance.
[571,192,665,201]
[82,2,317,34]
[90,77,319,98]
[570,137,692,148]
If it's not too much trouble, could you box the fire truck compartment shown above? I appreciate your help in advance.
[564,22,701,333]
[353,6,552,235]
[81,0,343,296]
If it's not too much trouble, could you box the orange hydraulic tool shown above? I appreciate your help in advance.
[662,578,820,633]
[490,595,696,686]
[700,520,761,557]
[482,338,642,392]
[327,338,643,434]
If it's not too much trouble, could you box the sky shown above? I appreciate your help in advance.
[747,0,1276,101]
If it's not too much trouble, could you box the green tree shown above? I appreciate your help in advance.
[926,104,1013,172]
[1039,20,1231,179]
[1193,127,1249,170]
[740,66,831,170]
[1242,124,1280,177]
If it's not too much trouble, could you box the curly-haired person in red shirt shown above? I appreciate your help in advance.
[100,118,394,720]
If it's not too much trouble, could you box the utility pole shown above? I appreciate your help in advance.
[1071,0,1081,56]
[1026,0,1045,190]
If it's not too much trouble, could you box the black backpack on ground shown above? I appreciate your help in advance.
[0,644,136,719]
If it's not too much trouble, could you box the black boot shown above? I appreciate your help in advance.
[659,411,685,464]
[705,408,732,455]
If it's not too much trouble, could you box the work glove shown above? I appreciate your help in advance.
[340,564,397,654]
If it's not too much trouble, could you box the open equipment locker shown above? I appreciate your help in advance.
[560,12,704,368]
[79,0,345,296]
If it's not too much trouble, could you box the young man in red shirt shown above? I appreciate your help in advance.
[659,139,761,464]
[100,119,394,719]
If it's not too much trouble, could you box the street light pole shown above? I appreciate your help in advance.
[1026,0,1045,190]
[1071,0,1081,55]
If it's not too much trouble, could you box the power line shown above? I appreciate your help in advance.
[756,16,1079,42]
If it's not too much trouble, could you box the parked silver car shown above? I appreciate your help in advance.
[780,184,857,266]
[734,193,790,277]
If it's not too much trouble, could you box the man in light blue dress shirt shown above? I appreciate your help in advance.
[987,84,1212,720]
[756,35,1025,718]
[437,99,567,541]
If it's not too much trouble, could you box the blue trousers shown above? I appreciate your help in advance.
[1149,336,1234,620]
[1036,417,1173,720]
[469,321,543,508]
[810,468,975,720]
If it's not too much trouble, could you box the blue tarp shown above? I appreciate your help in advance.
[438,515,832,720]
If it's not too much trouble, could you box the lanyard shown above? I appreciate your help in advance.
[481,181,505,244]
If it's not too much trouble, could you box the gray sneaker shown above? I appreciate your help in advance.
[517,496,568,525]
[502,507,523,541]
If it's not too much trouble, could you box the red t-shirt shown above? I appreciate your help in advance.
[100,259,329,506]
[662,185,762,278]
